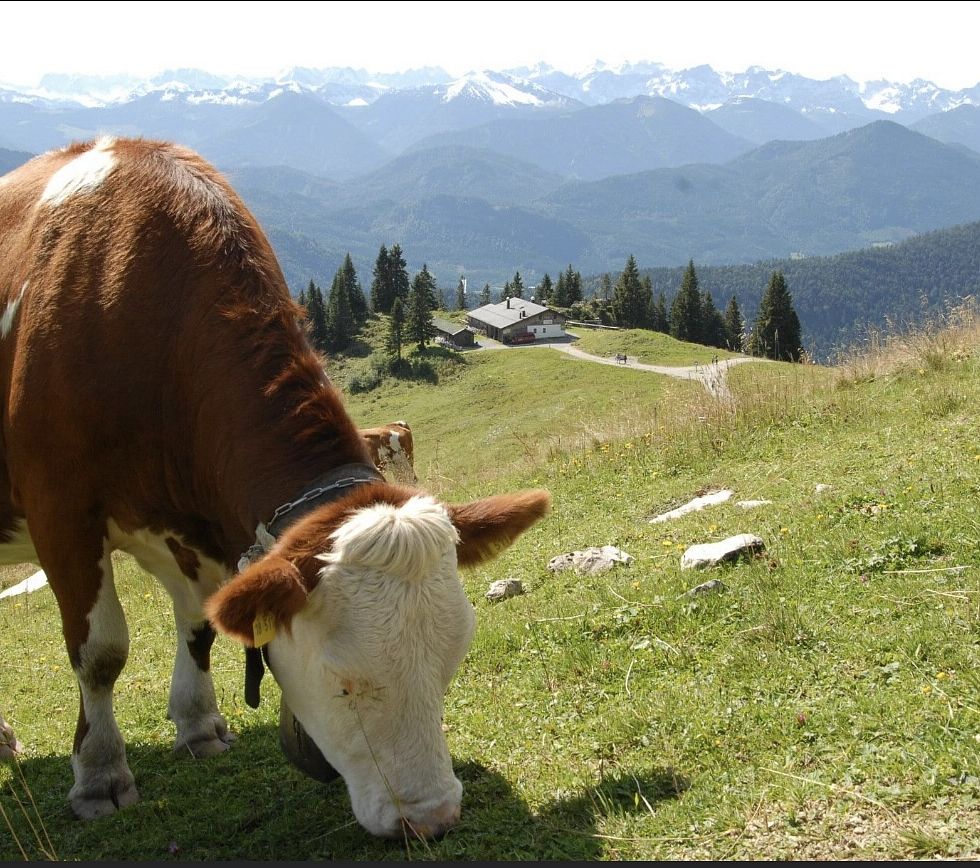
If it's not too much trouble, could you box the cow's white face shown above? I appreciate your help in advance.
[269,496,475,838]
[207,486,550,839]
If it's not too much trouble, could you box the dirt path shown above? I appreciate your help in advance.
[471,337,756,398]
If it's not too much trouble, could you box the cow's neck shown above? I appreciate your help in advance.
[190,315,373,565]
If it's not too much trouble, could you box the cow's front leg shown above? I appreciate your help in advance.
[53,553,138,819]
[169,611,235,758]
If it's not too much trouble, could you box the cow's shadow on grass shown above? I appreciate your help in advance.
[0,724,685,861]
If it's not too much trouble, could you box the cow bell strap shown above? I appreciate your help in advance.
[237,462,383,573]
[239,462,382,709]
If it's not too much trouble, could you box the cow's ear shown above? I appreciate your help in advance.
[206,555,308,646]
[447,489,551,567]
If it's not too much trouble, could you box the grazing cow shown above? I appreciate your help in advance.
[0,138,549,838]
[361,420,418,483]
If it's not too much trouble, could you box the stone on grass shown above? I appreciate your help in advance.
[736,499,772,510]
[485,578,525,603]
[814,483,832,494]
[681,578,727,598]
[681,534,765,570]
[650,489,733,523]
[548,545,633,575]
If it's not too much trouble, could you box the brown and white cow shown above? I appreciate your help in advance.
[0,138,549,838]
[361,420,417,483]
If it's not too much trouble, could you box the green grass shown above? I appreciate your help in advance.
[567,327,743,366]
[1,321,978,860]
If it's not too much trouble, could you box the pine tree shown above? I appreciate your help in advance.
[502,280,513,299]
[304,279,328,351]
[700,289,727,349]
[641,275,655,328]
[748,270,803,361]
[611,255,646,328]
[389,244,410,309]
[370,245,391,313]
[325,268,354,352]
[599,272,613,301]
[342,253,368,324]
[480,282,492,305]
[553,270,567,307]
[539,273,553,304]
[670,259,703,343]
[406,270,435,351]
[386,297,404,363]
[455,277,466,311]
[511,271,524,299]
[411,264,438,311]
[724,296,745,351]
[651,291,670,333]
[297,284,308,309]
[565,265,583,305]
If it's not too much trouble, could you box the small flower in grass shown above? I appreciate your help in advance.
[796,712,807,727]
[167,842,181,856]
[780,527,790,535]
[661,540,673,547]
[922,684,932,694]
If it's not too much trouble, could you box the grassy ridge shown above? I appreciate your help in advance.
[566,327,742,366]
[0,323,978,860]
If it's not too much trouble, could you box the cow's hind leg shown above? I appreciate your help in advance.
[40,539,138,819]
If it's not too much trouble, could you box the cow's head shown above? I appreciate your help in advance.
[206,485,549,839]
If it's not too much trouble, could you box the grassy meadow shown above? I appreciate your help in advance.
[0,319,978,860]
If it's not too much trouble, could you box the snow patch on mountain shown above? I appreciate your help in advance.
[443,71,548,106]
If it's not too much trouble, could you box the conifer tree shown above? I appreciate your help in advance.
[611,254,646,328]
[304,279,328,351]
[539,273,553,303]
[370,245,391,313]
[342,252,368,324]
[650,291,670,333]
[480,282,492,305]
[455,277,466,311]
[599,272,613,301]
[554,270,567,307]
[386,296,404,363]
[670,259,703,343]
[297,284,307,308]
[389,244,410,309]
[748,270,803,361]
[511,271,524,299]
[325,268,354,352]
[406,270,435,351]
[563,264,582,305]
[502,280,513,299]
[641,275,655,328]
[724,296,745,351]
[700,289,727,349]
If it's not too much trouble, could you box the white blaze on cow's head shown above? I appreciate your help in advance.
[206,487,549,839]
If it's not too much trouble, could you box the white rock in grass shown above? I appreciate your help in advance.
[485,578,525,603]
[681,534,765,570]
[682,578,727,598]
[0,570,48,599]
[814,483,832,494]
[736,499,772,510]
[649,489,733,523]
[548,545,633,575]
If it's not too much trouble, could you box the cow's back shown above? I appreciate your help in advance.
[0,138,351,560]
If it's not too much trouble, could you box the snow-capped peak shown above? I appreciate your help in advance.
[442,70,550,106]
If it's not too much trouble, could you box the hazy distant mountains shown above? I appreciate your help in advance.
[3,61,980,293]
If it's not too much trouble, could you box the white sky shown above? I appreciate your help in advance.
[1,0,978,90]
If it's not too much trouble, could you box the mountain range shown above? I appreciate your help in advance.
[3,59,980,352]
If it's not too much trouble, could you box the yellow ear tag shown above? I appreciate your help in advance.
[252,612,277,647]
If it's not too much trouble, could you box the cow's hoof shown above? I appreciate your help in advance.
[0,720,23,760]
[175,732,236,759]
[174,715,237,759]
[69,776,140,820]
